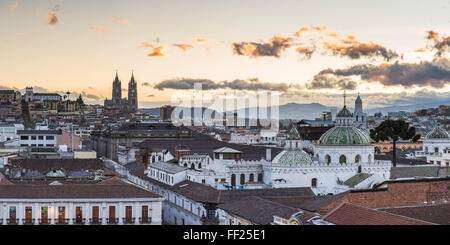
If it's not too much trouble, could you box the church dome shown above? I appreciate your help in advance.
[318,126,371,145]
[337,106,352,117]
[272,149,312,165]
[425,126,450,140]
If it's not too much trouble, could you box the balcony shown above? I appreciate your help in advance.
[106,217,119,224]
[55,218,69,225]
[139,217,152,224]
[6,218,18,225]
[89,218,102,225]
[122,217,136,224]
[38,218,51,225]
[22,218,35,225]
[73,218,86,225]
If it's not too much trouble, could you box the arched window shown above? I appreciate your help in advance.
[325,155,331,165]
[151,155,155,163]
[240,174,245,185]
[183,163,187,167]
[311,178,317,188]
[198,163,202,169]
[190,164,195,169]
[158,155,161,161]
[249,173,254,182]
[355,155,361,163]
[231,174,236,187]
[435,147,439,153]
[339,155,346,164]
[258,173,263,182]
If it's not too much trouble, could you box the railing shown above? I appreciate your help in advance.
[55,218,69,225]
[139,217,152,224]
[72,218,86,224]
[6,218,18,225]
[22,218,35,225]
[38,218,51,225]
[89,218,102,225]
[106,217,119,224]
[122,217,136,224]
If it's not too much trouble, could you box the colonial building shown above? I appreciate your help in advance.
[104,71,138,113]
[415,125,450,166]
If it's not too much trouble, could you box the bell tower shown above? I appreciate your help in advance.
[127,71,138,112]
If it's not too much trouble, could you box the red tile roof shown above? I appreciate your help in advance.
[323,202,435,225]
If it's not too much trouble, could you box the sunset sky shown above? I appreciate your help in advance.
[1,0,449,109]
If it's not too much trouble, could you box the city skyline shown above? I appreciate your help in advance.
[1,0,449,109]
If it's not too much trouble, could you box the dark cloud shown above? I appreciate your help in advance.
[154,78,296,91]
[312,59,450,89]
[141,82,151,86]
[296,46,316,60]
[147,94,155,97]
[322,40,399,61]
[306,75,357,90]
[232,35,295,58]
[426,30,450,58]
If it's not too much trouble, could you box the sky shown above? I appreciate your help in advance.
[0,0,449,109]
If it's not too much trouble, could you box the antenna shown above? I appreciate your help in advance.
[343,90,346,107]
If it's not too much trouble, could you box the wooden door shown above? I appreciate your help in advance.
[58,207,65,223]
[41,206,48,223]
[25,207,32,223]
[231,174,236,187]
[9,207,16,223]
[125,206,132,222]
[142,206,148,222]
[76,206,82,223]
[109,206,116,222]
[92,206,99,223]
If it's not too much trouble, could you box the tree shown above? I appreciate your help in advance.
[370,119,421,167]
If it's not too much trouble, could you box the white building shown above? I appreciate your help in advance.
[259,129,278,145]
[0,183,163,225]
[17,129,60,148]
[0,123,24,146]
[415,125,450,166]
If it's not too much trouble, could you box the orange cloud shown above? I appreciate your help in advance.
[172,44,194,51]
[46,12,58,25]
[141,42,154,48]
[10,2,19,11]
[232,35,295,58]
[90,25,110,34]
[109,16,131,26]
[294,25,327,37]
[192,38,212,51]
[148,46,167,57]
[412,48,428,53]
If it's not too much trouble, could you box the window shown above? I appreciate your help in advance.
[9,206,16,223]
[38,136,44,140]
[41,206,48,223]
[202,179,206,184]
[20,136,28,140]
[231,174,236,187]
[240,174,245,185]
[355,155,361,163]
[311,178,317,188]
[325,155,331,165]
[258,173,263,182]
[46,136,54,140]
[31,136,36,140]
[339,155,347,164]
[249,173,254,182]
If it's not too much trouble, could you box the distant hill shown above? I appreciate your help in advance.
[140,100,450,121]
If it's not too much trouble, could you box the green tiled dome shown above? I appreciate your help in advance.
[272,149,312,165]
[319,126,371,145]
[426,126,450,140]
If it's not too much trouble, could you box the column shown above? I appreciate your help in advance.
[34,203,38,225]
[134,202,139,225]
[102,202,106,225]
[18,202,23,225]
[119,202,124,224]
[69,203,74,224]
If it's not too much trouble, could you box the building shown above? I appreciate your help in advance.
[0,123,24,145]
[352,93,367,130]
[0,182,163,225]
[160,105,174,121]
[415,125,450,166]
[17,129,61,148]
[104,71,138,113]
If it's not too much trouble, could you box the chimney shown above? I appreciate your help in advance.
[266,148,271,161]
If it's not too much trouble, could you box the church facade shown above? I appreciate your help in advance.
[104,72,138,113]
